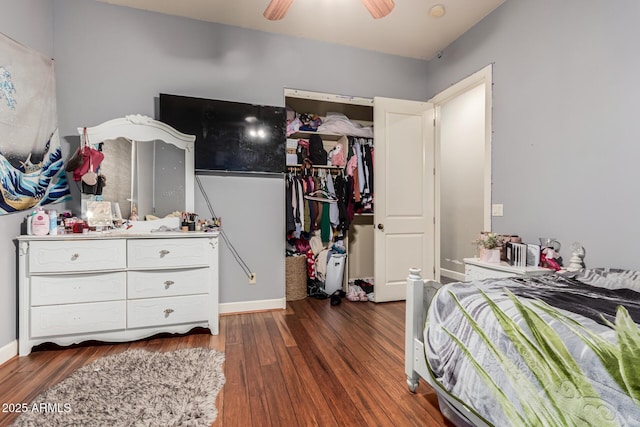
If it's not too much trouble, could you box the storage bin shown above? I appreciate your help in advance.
[286,255,307,301]
[324,253,346,294]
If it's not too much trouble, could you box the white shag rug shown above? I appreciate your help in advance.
[12,347,225,427]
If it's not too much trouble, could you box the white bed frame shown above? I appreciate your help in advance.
[404,267,490,427]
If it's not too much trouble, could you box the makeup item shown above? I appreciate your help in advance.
[65,217,76,233]
[31,208,50,236]
[73,221,85,234]
[49,210,58,235]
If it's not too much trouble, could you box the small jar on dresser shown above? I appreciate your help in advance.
[463,257,554,281]
[16,231,219,356]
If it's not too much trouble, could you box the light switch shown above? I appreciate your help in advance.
[492,204,504,217]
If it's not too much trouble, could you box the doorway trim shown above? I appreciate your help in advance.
[430,64,493,282]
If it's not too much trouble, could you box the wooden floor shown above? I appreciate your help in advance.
[0,297,452,426]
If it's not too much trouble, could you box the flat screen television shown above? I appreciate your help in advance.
[159,93,286,174]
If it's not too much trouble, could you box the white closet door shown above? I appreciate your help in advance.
[373,97,435,302]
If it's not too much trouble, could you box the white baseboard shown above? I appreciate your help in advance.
[440,268,465,282]
[0,340,17,366]
[220,298,286,315]
[0,302,286,361]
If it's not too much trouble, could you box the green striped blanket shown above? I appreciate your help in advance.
[425,270,640,427]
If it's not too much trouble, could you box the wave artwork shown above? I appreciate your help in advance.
[1,32,70,214]
[0,131,70,213]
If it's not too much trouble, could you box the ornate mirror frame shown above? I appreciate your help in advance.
[78,114,195,219]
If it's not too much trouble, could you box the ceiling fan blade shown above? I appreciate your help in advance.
[264,0,295,21]
[361,0,395,19]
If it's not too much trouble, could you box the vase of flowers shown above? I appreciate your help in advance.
[474,232,503,263]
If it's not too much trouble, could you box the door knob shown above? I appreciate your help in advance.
[377,223,384,230]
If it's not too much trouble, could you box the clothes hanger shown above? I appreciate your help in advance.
[304,189,337,203]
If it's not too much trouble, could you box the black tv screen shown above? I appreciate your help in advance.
[159,93,286,174]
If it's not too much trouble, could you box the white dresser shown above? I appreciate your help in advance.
[17,232,219,356]
[463,257,553,281]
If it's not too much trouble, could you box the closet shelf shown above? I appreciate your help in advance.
[288,131,344,141]
[287,164,343,170]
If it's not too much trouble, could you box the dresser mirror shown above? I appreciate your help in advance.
[78,115,195,223]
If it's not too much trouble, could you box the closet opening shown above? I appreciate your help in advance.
[283,89,376,302]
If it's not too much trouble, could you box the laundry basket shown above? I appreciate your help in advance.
[286,255,307,301]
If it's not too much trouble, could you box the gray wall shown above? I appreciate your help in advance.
[2,0,429,351]
[0,0,55,351]
[440,83,486,276]
[426,0,640,269]
[11,0,635,353]
[50,0,430,313]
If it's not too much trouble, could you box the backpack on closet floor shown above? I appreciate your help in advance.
[309,134,328,166]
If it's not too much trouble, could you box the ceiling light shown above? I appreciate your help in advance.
[429,4,446,18]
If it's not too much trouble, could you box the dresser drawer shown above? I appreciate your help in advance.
[31,272,126,306]
[31,301,126,338]
[29,240,126,273]
[127,268,209,299]
[127,238,212,269]
[127,295,209,329]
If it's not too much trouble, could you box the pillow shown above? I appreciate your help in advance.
[572,268,640,292]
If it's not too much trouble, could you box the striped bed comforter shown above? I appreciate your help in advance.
[424,269,640,427]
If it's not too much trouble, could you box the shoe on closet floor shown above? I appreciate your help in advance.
[349,285,368,302]
[330,290,345,306]
[346,286,360,302]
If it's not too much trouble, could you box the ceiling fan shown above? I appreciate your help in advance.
[264,0,395,21]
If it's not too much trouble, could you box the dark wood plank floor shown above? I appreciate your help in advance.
[0,298,451,426]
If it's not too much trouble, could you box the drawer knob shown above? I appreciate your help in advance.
[164,308,174,317]
[71,253,80,261]
[159,249,170,258]
[164,280,175,289]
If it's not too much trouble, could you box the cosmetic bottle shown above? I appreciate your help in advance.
[49,210,58,235]
[26,210,36,235]
[31,208,50,236]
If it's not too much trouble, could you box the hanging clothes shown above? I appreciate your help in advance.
[354,140,365,194]
[293,175,304,238]
[345,136,374,215]
[359,140,374,212]
[286,133,373,258]
[286,172,310,239]
[326,173,340,227]
[286,176,296,235]
[333,173,350,234]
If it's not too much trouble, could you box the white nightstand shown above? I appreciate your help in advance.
[463,257,554,281]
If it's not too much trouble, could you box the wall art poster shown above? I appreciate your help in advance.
[0,33,70,215]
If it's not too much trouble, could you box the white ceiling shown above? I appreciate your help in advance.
[96,0,505,60]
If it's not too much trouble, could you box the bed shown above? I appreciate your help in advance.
[405,267,640,427]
